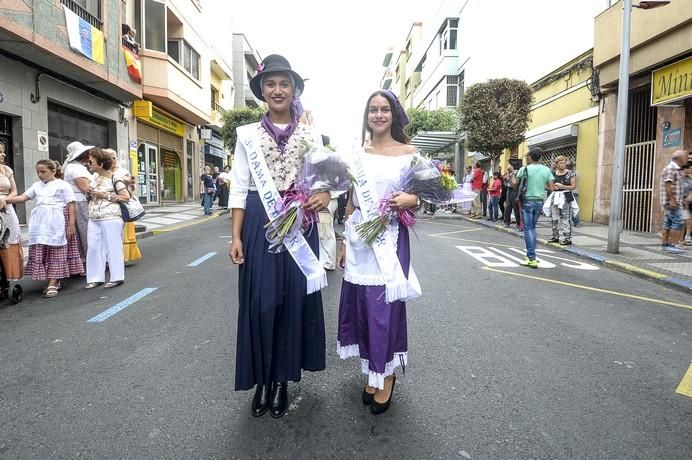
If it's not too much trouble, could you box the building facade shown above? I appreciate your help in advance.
[125,0,235,205]
[0,0,141,221]
[231,34,262,109]
[515,50,600,222]
[593,0,692,232]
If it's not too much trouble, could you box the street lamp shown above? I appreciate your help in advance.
[606,0,670,254]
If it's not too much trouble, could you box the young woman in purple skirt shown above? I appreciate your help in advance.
[336,90,422,415]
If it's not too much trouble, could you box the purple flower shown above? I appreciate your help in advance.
[432,159,443,172]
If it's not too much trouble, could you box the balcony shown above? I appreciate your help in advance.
[141,51,211,125]
[244,84,261,108]
[0,2,141,101]
[210,102,226,128]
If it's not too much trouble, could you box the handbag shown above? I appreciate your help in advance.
[113,179,146,222]
[517,167,529,202]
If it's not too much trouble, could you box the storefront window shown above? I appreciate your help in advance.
[47,102,109,163]
[186,140,194,199]
[161,150,182,201]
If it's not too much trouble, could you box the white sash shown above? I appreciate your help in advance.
[237,125,327,295]
[351,150,409,303]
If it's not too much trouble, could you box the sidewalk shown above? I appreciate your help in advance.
[422,210,692,293]
[18,202,228,251]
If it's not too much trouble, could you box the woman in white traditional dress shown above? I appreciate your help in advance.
[336,90,422,415]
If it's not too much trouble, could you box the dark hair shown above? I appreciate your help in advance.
[36,159,63,179]
[493,171,501,179]
[90,148,114,171]
[528,147,543,162]
[361,91,409,145]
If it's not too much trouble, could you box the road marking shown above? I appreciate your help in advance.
[481,267,692,310]
[430,233,519,249]
[490,247,557,268]
[429,228,483,237]
[456,246,517,267]
[151,212,221,234]
[187,252,217,267]
[675,365,692,398]
[87,288,158,323]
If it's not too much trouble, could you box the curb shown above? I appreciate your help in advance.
[135,209,228,240]
[431,213,692,294]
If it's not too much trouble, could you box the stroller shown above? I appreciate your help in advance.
[0,209,24,304]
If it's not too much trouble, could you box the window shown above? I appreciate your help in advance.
[458,71,465,103]
[446,75,459,107]
[211,88,218,110]
[142,0,166,52]
[440,18,459,52]
[168,39,201,80]
[167,40,179,62]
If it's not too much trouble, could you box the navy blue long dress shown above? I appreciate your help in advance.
[234,191,326,390]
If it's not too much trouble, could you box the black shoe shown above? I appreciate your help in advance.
[560,240,572,246]
[547,237,560,243]
[370,376,396,415]
[269,382,288,418]
[251,384,270,417]
[362,386,375,405]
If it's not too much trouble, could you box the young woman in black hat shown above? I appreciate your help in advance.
[228,55,330,418]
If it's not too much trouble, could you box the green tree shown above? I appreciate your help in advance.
[220,107,265,150]
[459,79,533,168]
[404,108,459,139]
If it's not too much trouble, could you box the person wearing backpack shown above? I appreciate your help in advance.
[515,147,554,268]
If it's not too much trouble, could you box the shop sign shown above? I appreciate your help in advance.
[206,134,225,149]
[662,127,682,148]
[37,131,48,152]
[651,56,692,106]
[204,143,226,159]
[137,108,185,137]
[134,101,152,118]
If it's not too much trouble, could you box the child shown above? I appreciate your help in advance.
[0,160,84,298]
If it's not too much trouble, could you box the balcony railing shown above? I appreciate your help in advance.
[212,102,226,114]
[60,0,102,30]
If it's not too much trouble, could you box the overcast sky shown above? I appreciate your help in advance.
[211,0,609,148]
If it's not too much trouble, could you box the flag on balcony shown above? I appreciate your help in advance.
[63,5,105,65]
[123,47,142,83]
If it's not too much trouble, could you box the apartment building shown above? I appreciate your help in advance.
[232,34,262,109]
[0,0,141,221]
[123,0,234,204]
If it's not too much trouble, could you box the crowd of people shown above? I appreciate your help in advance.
[0,141,142,299]
[200,165,230,215]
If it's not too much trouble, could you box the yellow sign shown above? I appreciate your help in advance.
[137,109,185,137]
[133,100,152,118]
[651,56,692,106]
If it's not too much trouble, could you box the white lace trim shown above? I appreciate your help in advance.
[344,272,386,286]
[337,341,407,390]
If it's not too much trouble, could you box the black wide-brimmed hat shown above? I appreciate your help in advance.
[249,54,304,102]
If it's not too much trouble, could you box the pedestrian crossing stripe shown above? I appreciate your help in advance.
[675,364,692,398]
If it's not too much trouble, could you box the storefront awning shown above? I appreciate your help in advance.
[410,131,462,154]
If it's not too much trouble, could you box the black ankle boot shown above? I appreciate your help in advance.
[251,384,270,417]
[269,382,288,418]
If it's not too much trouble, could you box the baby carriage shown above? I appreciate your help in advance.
[0,209,24,304]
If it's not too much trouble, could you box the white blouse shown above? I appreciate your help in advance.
[229,122,322,209]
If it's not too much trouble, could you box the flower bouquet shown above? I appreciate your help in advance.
[356,155,473,245]
[264,141,351,252]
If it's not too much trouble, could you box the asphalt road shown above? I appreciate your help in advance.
[0,216,690,459]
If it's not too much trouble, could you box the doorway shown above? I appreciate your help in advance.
[160,149,182,201]
[137,142,159,205]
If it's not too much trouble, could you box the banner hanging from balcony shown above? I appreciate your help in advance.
[123,47,142,83]
[63,5,105,65]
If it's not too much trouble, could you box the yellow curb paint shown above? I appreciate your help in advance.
[675,365,692,398]
[151,212,222,235]
[429,228,483,237]
[605,260,667,280]
[481,267,692,310]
